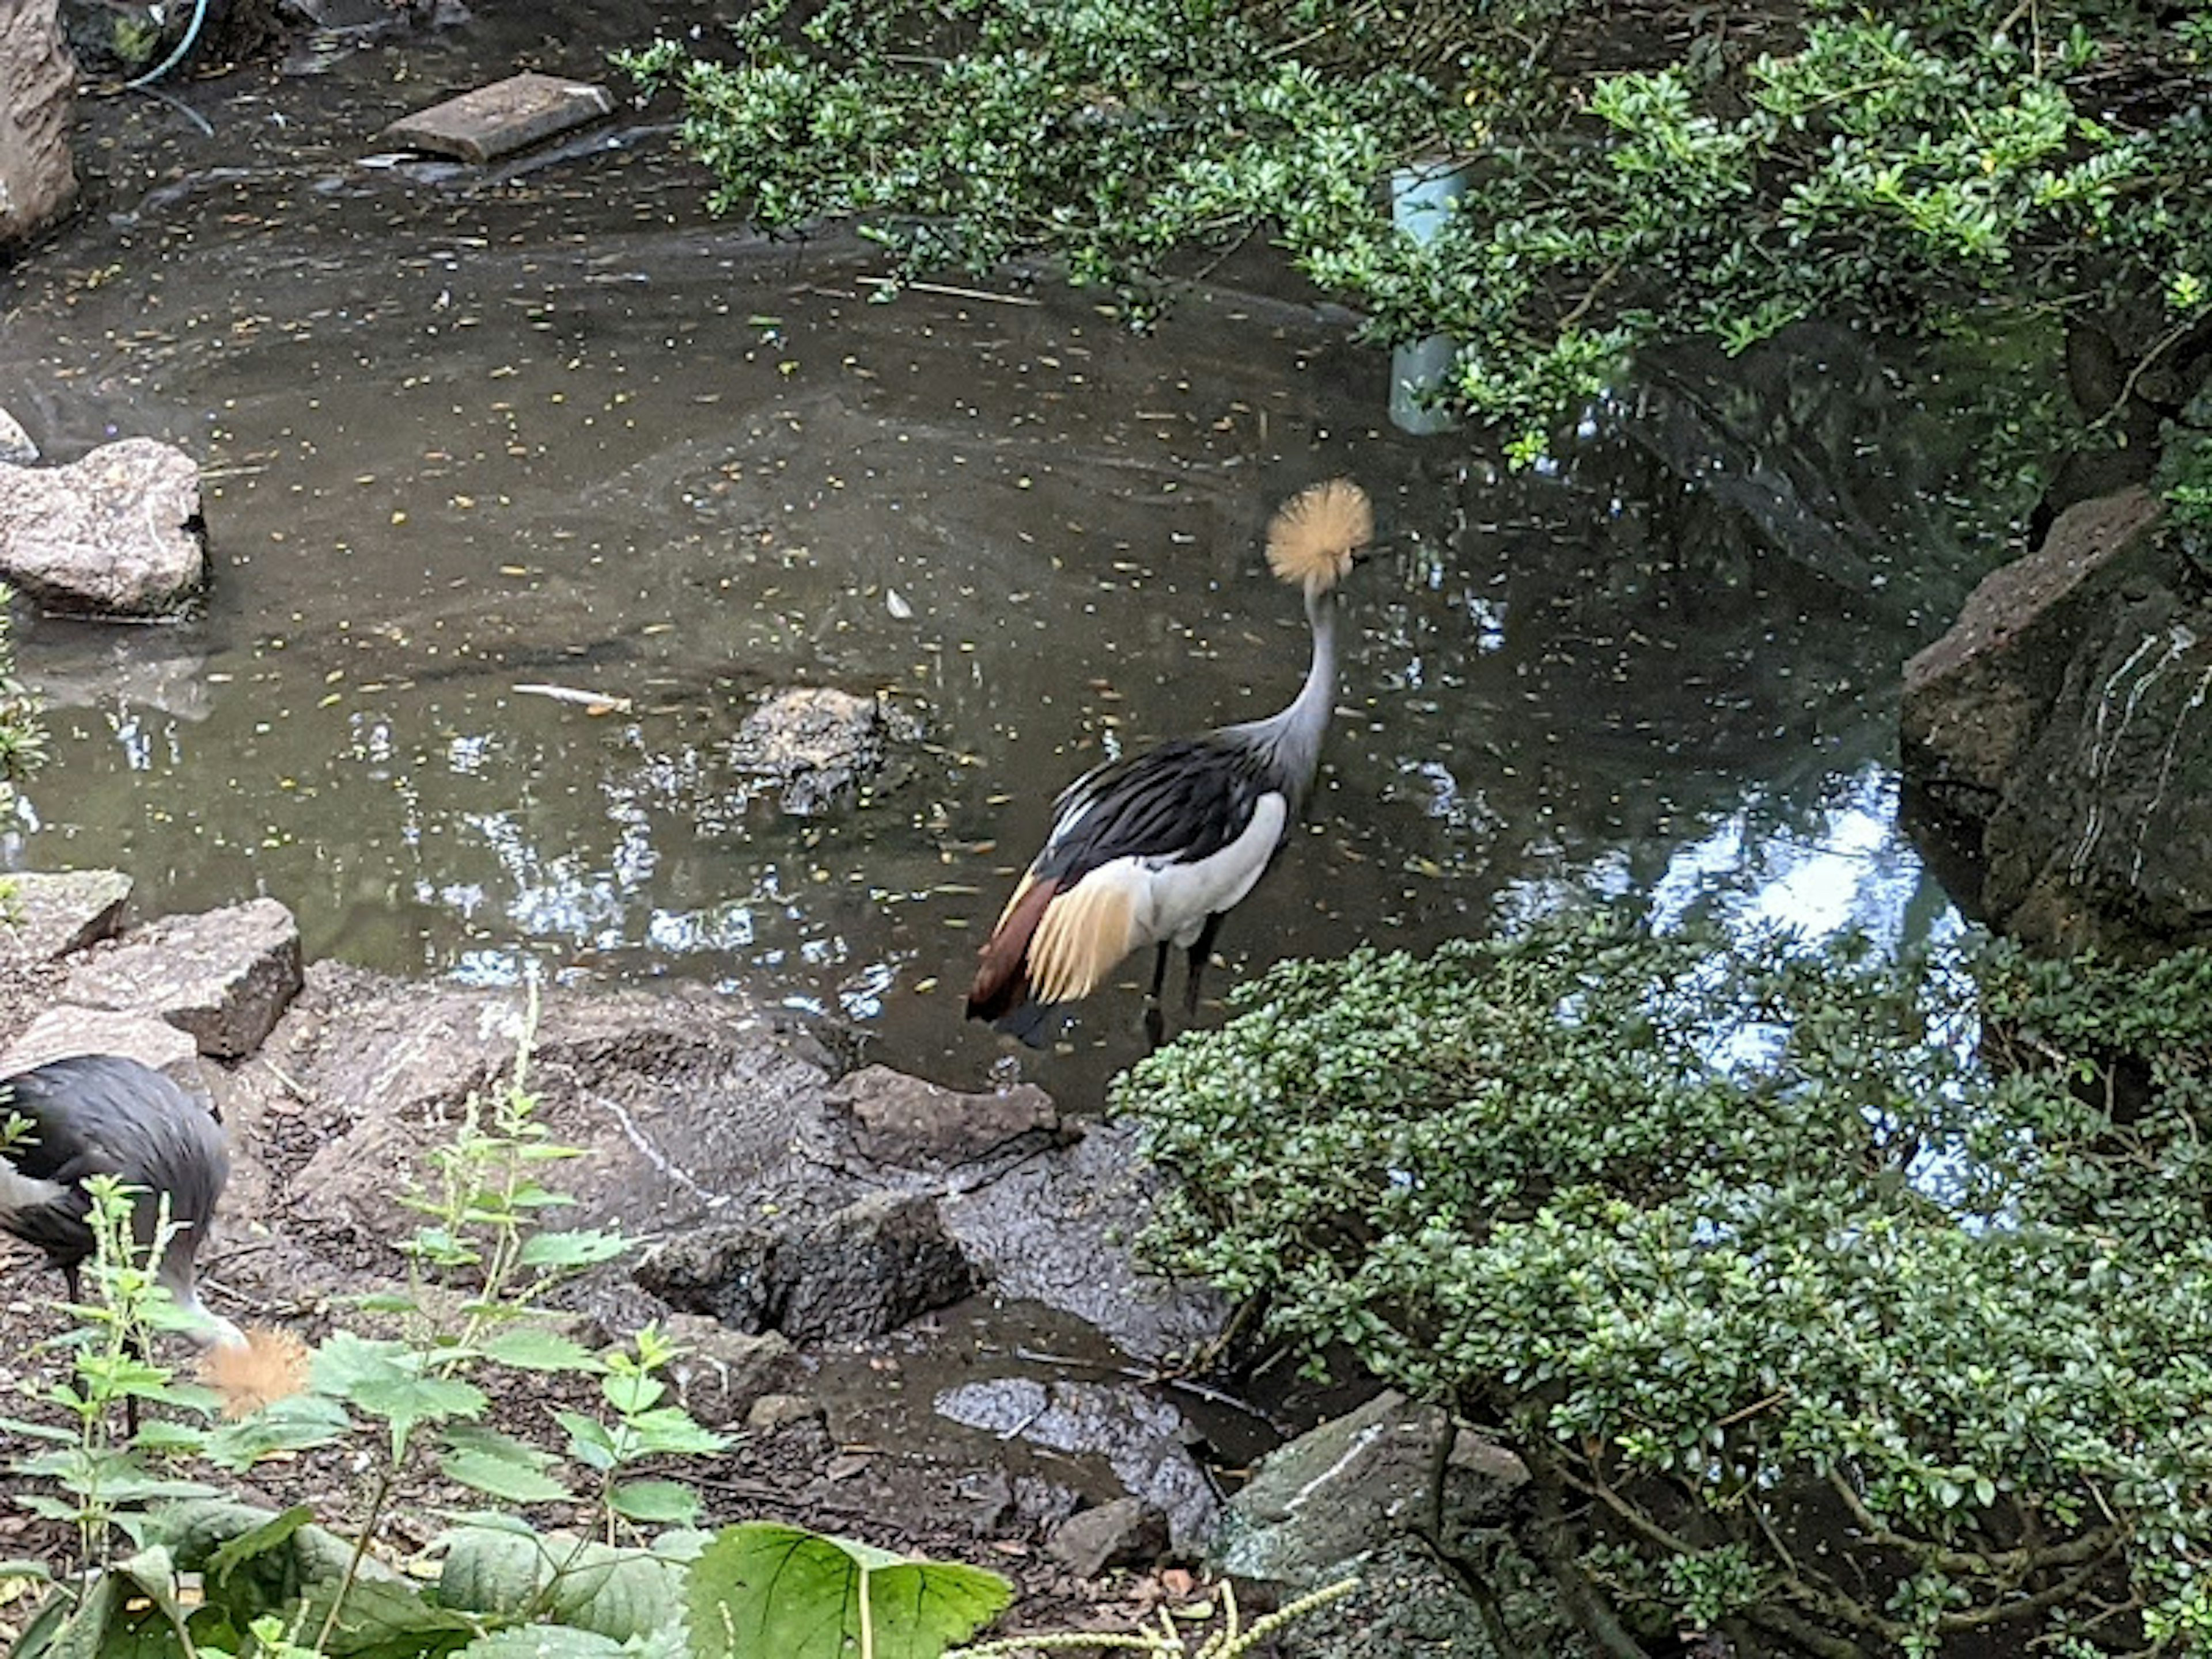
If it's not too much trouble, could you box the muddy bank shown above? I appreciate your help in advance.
[0,875,1269,1625]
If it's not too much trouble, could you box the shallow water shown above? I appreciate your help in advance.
[0,9,2042,1108]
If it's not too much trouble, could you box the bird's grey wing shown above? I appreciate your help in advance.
[0,1157,91,1263]
[1036,739,1274,882]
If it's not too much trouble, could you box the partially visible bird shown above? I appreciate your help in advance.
[0,1053,243,1351]
[967,478,1374,1044]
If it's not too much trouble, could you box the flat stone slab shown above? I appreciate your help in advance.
[1,1006,204,1087]
[382,73,613,164]
[0,869,132,964]
[63,897,304,1059]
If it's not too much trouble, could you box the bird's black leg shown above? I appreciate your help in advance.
[1142,944,1170,1051]
[1184,914,1226,1017]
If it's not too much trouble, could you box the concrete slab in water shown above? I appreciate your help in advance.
[381,72,612,164]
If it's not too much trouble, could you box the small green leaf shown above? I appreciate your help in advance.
[608,1480,702,1527]
[441,1449,574,1505]
[517,1231,628,1268]
[480,1326,605,1373]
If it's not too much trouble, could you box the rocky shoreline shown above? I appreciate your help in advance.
[0,874,1529,1653]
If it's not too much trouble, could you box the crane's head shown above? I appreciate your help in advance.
[1266,478,1373,599]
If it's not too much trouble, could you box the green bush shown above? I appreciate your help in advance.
[1118,914,2212,1656]
[623,0,2212,464]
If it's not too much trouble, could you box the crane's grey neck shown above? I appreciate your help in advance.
[1227,584,1340,816]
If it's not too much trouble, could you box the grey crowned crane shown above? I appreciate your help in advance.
[967,478,1373,1044]
[0,1053,242,1351]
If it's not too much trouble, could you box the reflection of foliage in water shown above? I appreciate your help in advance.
[1122,913,2212,1655]
[625,0,2211,484]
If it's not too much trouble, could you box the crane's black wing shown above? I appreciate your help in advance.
[1032,736,1281,887]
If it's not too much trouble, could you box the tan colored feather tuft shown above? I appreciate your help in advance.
[1028,876,1139,1005]
[198,1325,312,1419]
[1266,479,1373,595]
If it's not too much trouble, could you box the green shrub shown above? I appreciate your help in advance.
[623,1,2212,461]
[1118,914,2212,1656]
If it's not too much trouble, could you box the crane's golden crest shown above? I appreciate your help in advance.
[1266,478,1372,595]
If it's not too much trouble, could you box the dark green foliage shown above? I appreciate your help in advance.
[1117,915,2212,1654]
[624,1,2212,468]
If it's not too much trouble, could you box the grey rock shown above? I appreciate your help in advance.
[1047,1497,1168,1577]
[656,1313,793,1427]
[275,968,834,1255]
[1214,1392,1455,1589]
[1288,1535,1548,1659]
[0,869,132,963]
[745,1392,826,1432]
[935,1377,1218,1551]
[0,0,77,250]
[0,438,209,616]
[0,406,36,465]
[1902,488,2164,821]
[0,1005,204,1086]
[1903,486,2212,950]
[639,1192,979,1343]
[728,687,887,815]
[65,897,303,1059]
[940,1121,1229,1365]
[832,1063,1070,1171]
[382,73,613,164]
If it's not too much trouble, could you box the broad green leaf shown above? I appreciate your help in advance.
[439,1525,682,1643]
[685,1522,1010,1659]
[480,1326,605,1372]
[296,1576,476,1658]
[607,1480,702,1527]
[454,1625,626,1659]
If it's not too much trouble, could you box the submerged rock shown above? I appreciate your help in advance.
[0,438,207,615]
[728,686,890,815]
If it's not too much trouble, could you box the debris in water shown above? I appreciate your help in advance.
[514,682,632,715]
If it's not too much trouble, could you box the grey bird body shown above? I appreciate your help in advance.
[967,480,1372,1040]
[0,1053,236,1342]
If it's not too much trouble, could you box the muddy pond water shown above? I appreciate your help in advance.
[0,9,2042,1109]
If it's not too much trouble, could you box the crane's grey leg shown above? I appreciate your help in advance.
[1148,942,1170,1002]
[1184,914,1226,1016]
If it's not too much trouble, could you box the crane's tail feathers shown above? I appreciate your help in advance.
[1027,876,1138,1006]
[967,876,1058,1024]
[1267,478,1372,596]
[967,869,1142,1029]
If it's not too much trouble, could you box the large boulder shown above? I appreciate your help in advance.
[1900,487,2212,950]
[63,897,304,1058]
[0,0,77,252]
[0,438,209,616]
